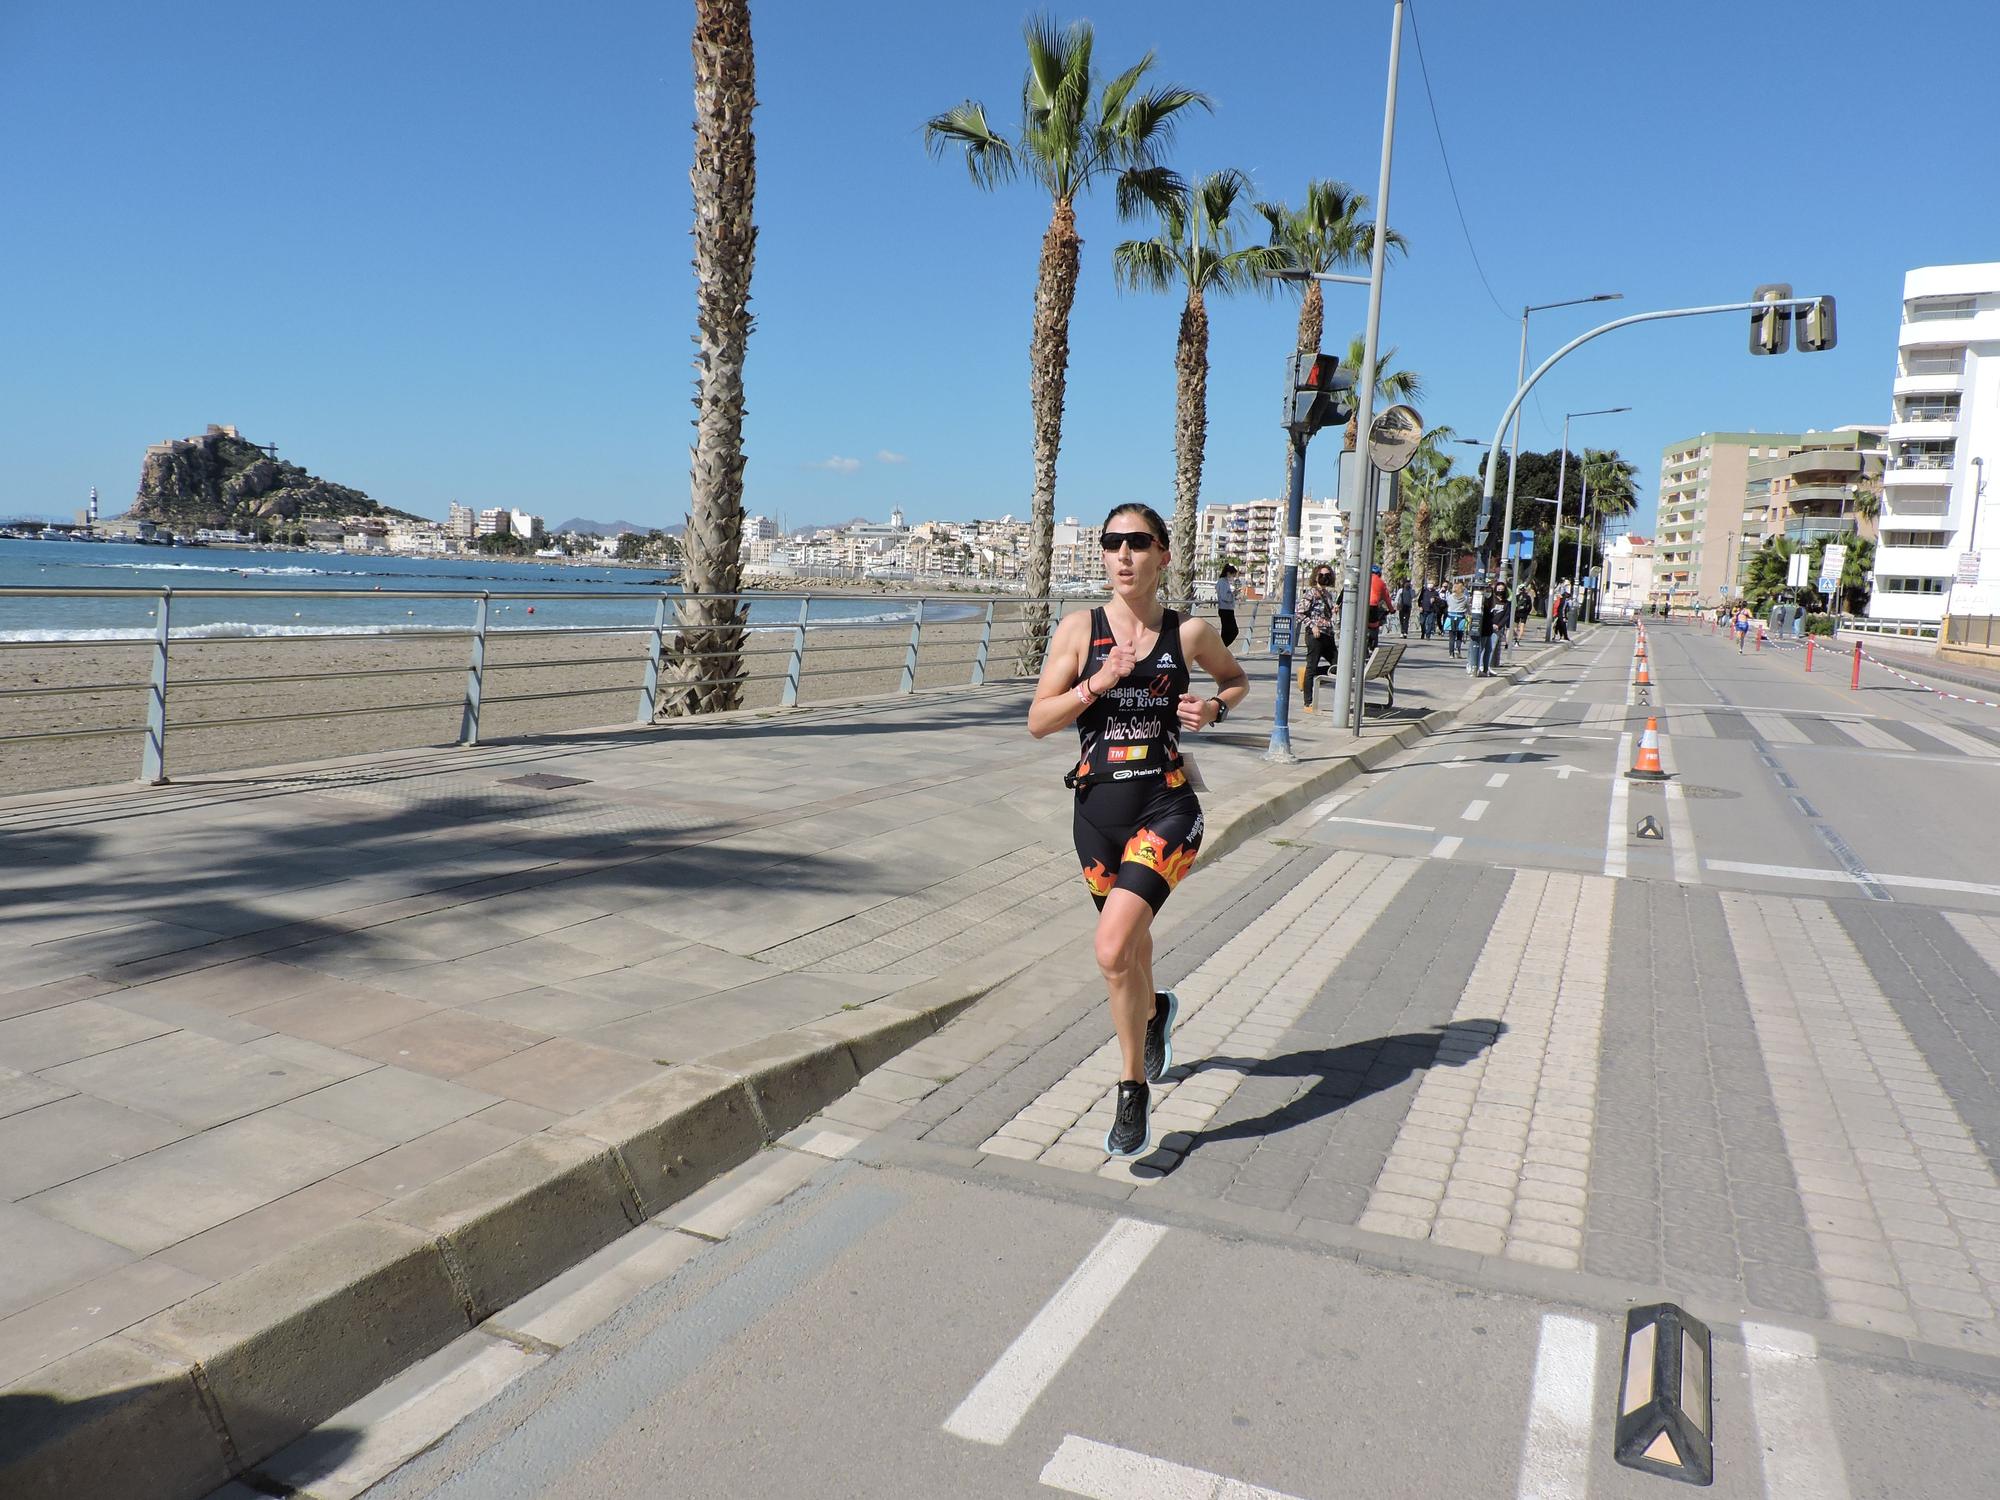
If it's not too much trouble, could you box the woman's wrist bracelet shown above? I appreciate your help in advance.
[1073,682,1095,708]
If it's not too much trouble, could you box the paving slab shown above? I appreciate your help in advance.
[0,653,1503,1498]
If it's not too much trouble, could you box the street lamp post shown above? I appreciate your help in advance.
[1327,0,1408,735]
[1540,406,1627,645]
[1500,293,1622,598]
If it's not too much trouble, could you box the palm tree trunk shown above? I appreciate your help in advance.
[1021,197,1082,674]
[1412,497,1433,586]
[1169,287,1208,610]
[1380,489,1403,584]
[666,0,756,718]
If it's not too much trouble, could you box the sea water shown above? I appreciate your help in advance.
[0,540,976,642]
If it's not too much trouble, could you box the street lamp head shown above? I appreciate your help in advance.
[1263,268,1311,282]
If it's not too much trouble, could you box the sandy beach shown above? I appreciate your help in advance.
[0,607,1059,793]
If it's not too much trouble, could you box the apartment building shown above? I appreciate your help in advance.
[1653,431,1805,606]
[1603,534,1656,615]
[1744,427,1886,553]
[1873,263,2000,632]
[1197,497,1344,591]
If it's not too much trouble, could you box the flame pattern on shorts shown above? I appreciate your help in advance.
[1080,858,1117,897]
[1122,826,1199,889]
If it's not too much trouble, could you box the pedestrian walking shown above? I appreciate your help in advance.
[1214,564,1239,648]
[1417,581,1437,640]
[1445,583,1467,659]
[1395,579,1414,638]
[1031,503,1249,1158]
[1512,584,1533,647]
[1553,587,1571,642]
[1481,585,1511,674]
[1367,566,1390,653]
[1298,566,1339,710]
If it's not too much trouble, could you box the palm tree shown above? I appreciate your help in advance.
[1394,425,1457,585]
[927,19,1206,671]
[1114,169,1285,607]
[1850,480,1881,531]
[665,0,758,718]
[1337,335,1422,578]
[1258,182,1400,504]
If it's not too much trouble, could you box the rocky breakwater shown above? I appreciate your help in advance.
[131,423,416,529]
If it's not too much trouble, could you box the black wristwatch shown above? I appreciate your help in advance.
[1209,696,1229,724]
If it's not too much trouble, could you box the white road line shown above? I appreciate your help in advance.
[1517,1314,1600,1500]
[1704,859,2000,898]
[1309,790,1362,823]
[1325,816,1435,832]
[1430,835,1463,859]
[943,1218,1168,1444]
[1656,731,1699,885]
[1605,732,1633,879]
[1828,715,1906,751]
[1743,1323,1851,1500]
[1663,783,1699,884]
[1487,773,1510,788]
[1462,800,1490,822]
[1040,1435,1307,1500]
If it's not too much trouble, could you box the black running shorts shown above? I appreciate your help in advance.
[1072,780,1204,913]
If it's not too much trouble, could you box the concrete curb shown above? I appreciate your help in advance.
[0,638,1579,1500]
[0,980,992,1500]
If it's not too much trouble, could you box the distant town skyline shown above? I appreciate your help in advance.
[3,1,1991,537]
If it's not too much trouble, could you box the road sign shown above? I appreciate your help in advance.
[1818,542,1847,594]
[1269,613,1295,656]
[1508,528,1534,561]
[1787,551,1809,588]
[1958,552,1981,585]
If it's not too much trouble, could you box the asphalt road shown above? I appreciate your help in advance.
[271,618,2000,1500]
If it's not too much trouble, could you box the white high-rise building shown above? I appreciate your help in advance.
[1874,262,2000,629]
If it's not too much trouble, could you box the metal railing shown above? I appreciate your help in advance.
[1837,616,1942,642]
[0,584,1279,785]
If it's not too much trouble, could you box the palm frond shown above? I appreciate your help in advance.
[1097,55,1150,124]
[1114,163,1185,223]
[1113,236,1183,296]
[1111,83,1211,166]
[923,103,1017,189]
[1195,167,1254,234]
[1204,243,1289,297]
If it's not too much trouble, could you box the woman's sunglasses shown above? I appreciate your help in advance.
[1100,531,1159,553]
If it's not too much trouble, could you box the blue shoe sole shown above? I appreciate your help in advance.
[1146,990,1179,1083]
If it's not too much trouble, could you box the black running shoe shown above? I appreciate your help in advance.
[1143,990,1179,1083]
[1105,1080,1150,1158]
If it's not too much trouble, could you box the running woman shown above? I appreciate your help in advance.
[1029,503,1249,1158]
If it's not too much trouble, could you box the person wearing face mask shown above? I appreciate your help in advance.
[1029,503,1249,1158]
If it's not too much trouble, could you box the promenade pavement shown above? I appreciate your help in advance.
[244,616,2000,1500]
[0,626,1550,1497]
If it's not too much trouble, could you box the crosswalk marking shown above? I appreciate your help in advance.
[1825,716,1904,750]
[1360,870,1612,1269]
[1744,1323,1852,1500]
[1722,894,2000,1350]
[1747,711,1809,744]
[1517,1315,1600,1500]
[1902,717,2000,759]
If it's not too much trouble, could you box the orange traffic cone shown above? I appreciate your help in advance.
[1636,640,1648,660]
[1628,716,1666,780]
[1635,657,1651,687]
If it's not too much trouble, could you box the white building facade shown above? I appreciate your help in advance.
[1874,262,2000,629]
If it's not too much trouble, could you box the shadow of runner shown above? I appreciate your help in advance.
[1176,1019,1507,1155]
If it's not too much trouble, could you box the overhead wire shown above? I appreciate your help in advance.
[1404,1,1508,322]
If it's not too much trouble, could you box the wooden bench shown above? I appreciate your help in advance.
[1309,640,1407,715]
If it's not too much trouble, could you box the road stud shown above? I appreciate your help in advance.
[1628,717,1667,779]
[1614,1303,1715,1486]
[1636,815,1664,840]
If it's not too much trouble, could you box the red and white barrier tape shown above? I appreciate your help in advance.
[1855,645,2000,711]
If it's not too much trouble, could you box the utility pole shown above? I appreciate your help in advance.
[1331,0,1405,734]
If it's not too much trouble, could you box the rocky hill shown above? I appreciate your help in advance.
[129,425,418,528]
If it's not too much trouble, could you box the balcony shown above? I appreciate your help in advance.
[1786,483,1855,506]
[1783,517,1857,544]
[1889,415,1962,443]
[1899,306,2000,347]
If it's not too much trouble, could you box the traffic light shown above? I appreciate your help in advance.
[1798,295,1837,352]
[1286,351,1355,437]
[1750,283,1792,355]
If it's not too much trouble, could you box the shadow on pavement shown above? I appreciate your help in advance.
[1178,1019,1507,1154]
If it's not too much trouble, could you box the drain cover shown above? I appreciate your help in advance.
[500,772,592,790]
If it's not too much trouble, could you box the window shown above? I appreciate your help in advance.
[1882,532,1950,549]
[1878,576,1946,594]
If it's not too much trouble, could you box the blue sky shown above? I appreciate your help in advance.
[3,0,1995,532]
